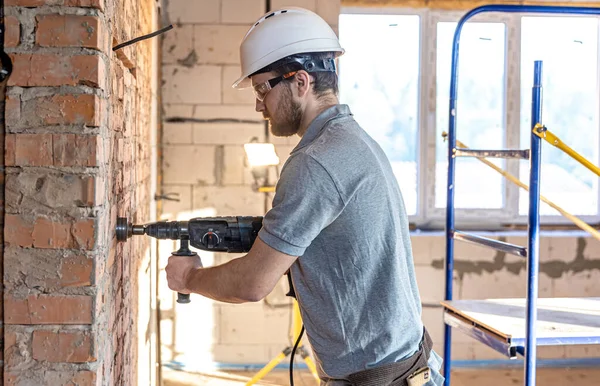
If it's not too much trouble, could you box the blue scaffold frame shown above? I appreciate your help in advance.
[444,4,600,386]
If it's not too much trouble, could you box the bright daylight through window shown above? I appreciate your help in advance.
[339,11,600,227]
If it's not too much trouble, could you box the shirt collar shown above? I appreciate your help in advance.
[292,104,352,153]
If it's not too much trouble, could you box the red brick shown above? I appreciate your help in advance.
[6,216,95,249]
[72,219,95,249]
[22,94,101,127]
[53,134,99,166]
[9,54,104,88]
[58,254,93,287]
[5,214,33,247]
[6,0,103,10]
[36,15,101,50]
[5,133,15,165]
[32,330,94,362]
[0,326,3,361]
[5,16,20,48]
[4,295,31,324]
[64,0,103,9]
[5,133,53,166]
[5,0,46,5]
[33,217,71,248]
[5,294,93,324]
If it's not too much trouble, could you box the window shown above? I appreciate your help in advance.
[339,14,421,215]
[519,16,599,216]
[339,8,600,227]
[435,21,507,210]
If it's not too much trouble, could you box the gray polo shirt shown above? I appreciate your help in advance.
[258,105,442,383]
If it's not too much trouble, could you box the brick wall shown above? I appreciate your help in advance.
[3,0,158,385]
[160,0,600,369]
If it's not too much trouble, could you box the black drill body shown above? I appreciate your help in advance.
[135,216,263,253]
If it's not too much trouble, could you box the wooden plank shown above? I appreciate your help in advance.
[441,298,600,341]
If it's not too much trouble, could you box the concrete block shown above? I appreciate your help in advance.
[163,123,193,144]
[193,186,266,216]
[162,65,221,104]
[162,145,216,185]
[415,266,445,303]
[221,0,265,24]
[159,185,193,220]
[460,268,552,300]
[271,0,316,12]
[194,104,263,121]
[223,145,255,185]
[427,235,447,260]
[549,236,578,261]
[219,303,265,344]
[584,236,600,258]
[460,270,515,300]
[411,235,433,266]
[450,342,475,360]
[162,104,194,119]
[421,307,444,345]
[162,25,193,65]
[193,123,264,145]
[565,344,600,358]
[194,25,249,65]
[212,343,270,363]
[454,238,498,260]
[537,346,566,359]
[553,270,600,297]
[167,0,220,24]
[262,307,292,345]
[222,65,256,104]
[470,343,507,360]
[316,0,340,26]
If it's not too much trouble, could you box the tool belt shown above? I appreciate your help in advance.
[346,327,433,386]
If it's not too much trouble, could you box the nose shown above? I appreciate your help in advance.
[255,98,265,113]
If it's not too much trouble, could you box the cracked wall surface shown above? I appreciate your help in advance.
[3,0,159,384]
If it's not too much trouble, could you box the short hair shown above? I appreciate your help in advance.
[252,52,339,97]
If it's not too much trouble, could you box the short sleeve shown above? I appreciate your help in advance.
[258,153,345,257]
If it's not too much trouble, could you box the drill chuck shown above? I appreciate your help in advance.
[116,218,188,241]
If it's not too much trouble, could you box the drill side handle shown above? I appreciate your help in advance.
[172,238,201,304]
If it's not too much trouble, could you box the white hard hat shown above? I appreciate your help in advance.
[232,7,345,89]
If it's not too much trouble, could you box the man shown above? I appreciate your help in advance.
[166,7,444,386]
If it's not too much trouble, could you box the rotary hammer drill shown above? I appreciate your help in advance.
[116,216,263,303]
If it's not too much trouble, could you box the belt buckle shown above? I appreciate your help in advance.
[407,367,430,386]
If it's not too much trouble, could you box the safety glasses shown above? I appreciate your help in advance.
[252,71,298,102]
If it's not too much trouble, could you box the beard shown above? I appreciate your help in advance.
[265,84,303,137]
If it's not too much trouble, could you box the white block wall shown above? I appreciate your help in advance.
[160,0,600,367]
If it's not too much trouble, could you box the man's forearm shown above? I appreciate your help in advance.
[185,256,255,303]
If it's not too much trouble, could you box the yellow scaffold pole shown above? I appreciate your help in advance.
[533,123,600,177]
[443,132,600,242]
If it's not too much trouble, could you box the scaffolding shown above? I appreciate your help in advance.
[442,5,600,386]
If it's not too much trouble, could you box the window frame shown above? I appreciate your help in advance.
[340,7,600,229]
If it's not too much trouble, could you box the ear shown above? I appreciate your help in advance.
[294,70,311,98]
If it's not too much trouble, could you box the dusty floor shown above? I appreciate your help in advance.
[163,367,600,385]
